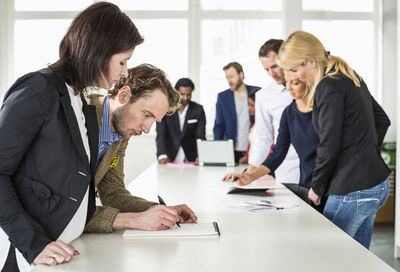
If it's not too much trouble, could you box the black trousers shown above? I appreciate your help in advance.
[282,183,327,213]
[234,151,246,163]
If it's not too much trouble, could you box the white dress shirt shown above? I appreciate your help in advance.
[248,81,300,184]
[174,104,189,162]
[57,84,91,243]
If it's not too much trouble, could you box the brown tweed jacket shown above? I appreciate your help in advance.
[84,94,157,233]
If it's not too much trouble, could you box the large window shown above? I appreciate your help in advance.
[302,20,375,90]
[1,0,384,133]
[200,19,282,124]
[14,19,71,79]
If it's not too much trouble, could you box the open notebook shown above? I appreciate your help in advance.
[123,222,220,238]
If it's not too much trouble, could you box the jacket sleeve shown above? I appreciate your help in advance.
[85,140,157,233]
[195,106,206,140]
[370,94,390,148]
[156,118,168,158]
[213,94,225,139]
[311,83,344,197]
[0,74,53,263]
[262,108,291,172]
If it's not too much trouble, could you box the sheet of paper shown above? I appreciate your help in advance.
[166,162,197,167]
[227,174,285,194]
[123,222,220,238]
[227,199,299,212]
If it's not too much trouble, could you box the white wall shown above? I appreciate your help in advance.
[383,0,397,141]
[0,0,5,95]
[124,134,158,185]
[395,0,400,259]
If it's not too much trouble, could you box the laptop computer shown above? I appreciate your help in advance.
[196,139,235,166]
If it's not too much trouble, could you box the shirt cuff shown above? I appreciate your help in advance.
[111,212,119,233]
[158,154,168,160]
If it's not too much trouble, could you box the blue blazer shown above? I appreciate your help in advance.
[213,85,259,143]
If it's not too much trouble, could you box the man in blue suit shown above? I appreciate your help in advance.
[213,62,259,163]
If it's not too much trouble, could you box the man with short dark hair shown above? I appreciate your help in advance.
[213,62,259,163]
[247,39,300,186]
[85,64,197,234]
[156,78,206,164]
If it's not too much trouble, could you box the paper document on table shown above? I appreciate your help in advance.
[228,200,299,212]
[166,162,197,167]
[123,222,220,238]
[227,174,285,194]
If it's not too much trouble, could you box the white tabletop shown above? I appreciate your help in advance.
[33,164,395,272]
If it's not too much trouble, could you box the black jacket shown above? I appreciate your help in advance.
[0,69,98,264]
[311,75,390,196]
[156,101,206,162]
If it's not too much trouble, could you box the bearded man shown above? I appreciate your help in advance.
[213,62,259,163]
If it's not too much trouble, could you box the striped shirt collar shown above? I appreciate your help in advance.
[100,97,123,144]
[97,97,123,166]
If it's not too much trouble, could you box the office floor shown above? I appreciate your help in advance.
[370,223,400,271]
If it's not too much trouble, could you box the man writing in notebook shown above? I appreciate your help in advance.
[85,64,197,233]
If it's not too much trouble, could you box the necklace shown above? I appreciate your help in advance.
[76,95,84,121]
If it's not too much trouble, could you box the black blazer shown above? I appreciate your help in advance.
[311,75,390,196]
[156,101,206,162]
[0,69,98,264]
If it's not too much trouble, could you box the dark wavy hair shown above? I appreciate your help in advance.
[258,39,284,58]
[49,2,144,94]
[110,64,180,115]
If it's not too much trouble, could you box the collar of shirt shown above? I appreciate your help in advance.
[99,97,123,146]
[178,104,189,131]
[178,104,189,117]
[268,80,287,93]
[84,86,109,96]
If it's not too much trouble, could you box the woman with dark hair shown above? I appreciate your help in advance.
[238,87,260,164]
[0,2,143,270]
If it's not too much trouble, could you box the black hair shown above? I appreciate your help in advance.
[175,78,195,91]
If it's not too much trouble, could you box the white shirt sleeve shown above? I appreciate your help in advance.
[248,89,273,167]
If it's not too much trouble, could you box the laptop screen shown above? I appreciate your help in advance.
[196,139,235,166]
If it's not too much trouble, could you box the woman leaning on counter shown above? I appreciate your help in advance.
[276,30,390,249]
[0,2,143,270]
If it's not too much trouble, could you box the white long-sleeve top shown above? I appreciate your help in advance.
[248,81,300,184]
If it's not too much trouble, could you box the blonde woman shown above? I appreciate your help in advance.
[223,72,321,211]
[276,30,390,249]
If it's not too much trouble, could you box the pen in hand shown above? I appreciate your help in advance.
[233,168,247,182]
[157,195,181,228]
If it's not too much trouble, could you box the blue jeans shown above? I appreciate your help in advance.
[323,179,389,249]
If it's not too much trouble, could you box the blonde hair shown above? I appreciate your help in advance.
[283,70,312,103]
[277,31,360,107]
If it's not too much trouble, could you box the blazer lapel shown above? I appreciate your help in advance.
[52,71,90,171]
[82,97,99,175]
[180,104,192,139]
[172,112,181,138]
[95,141,123,187]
